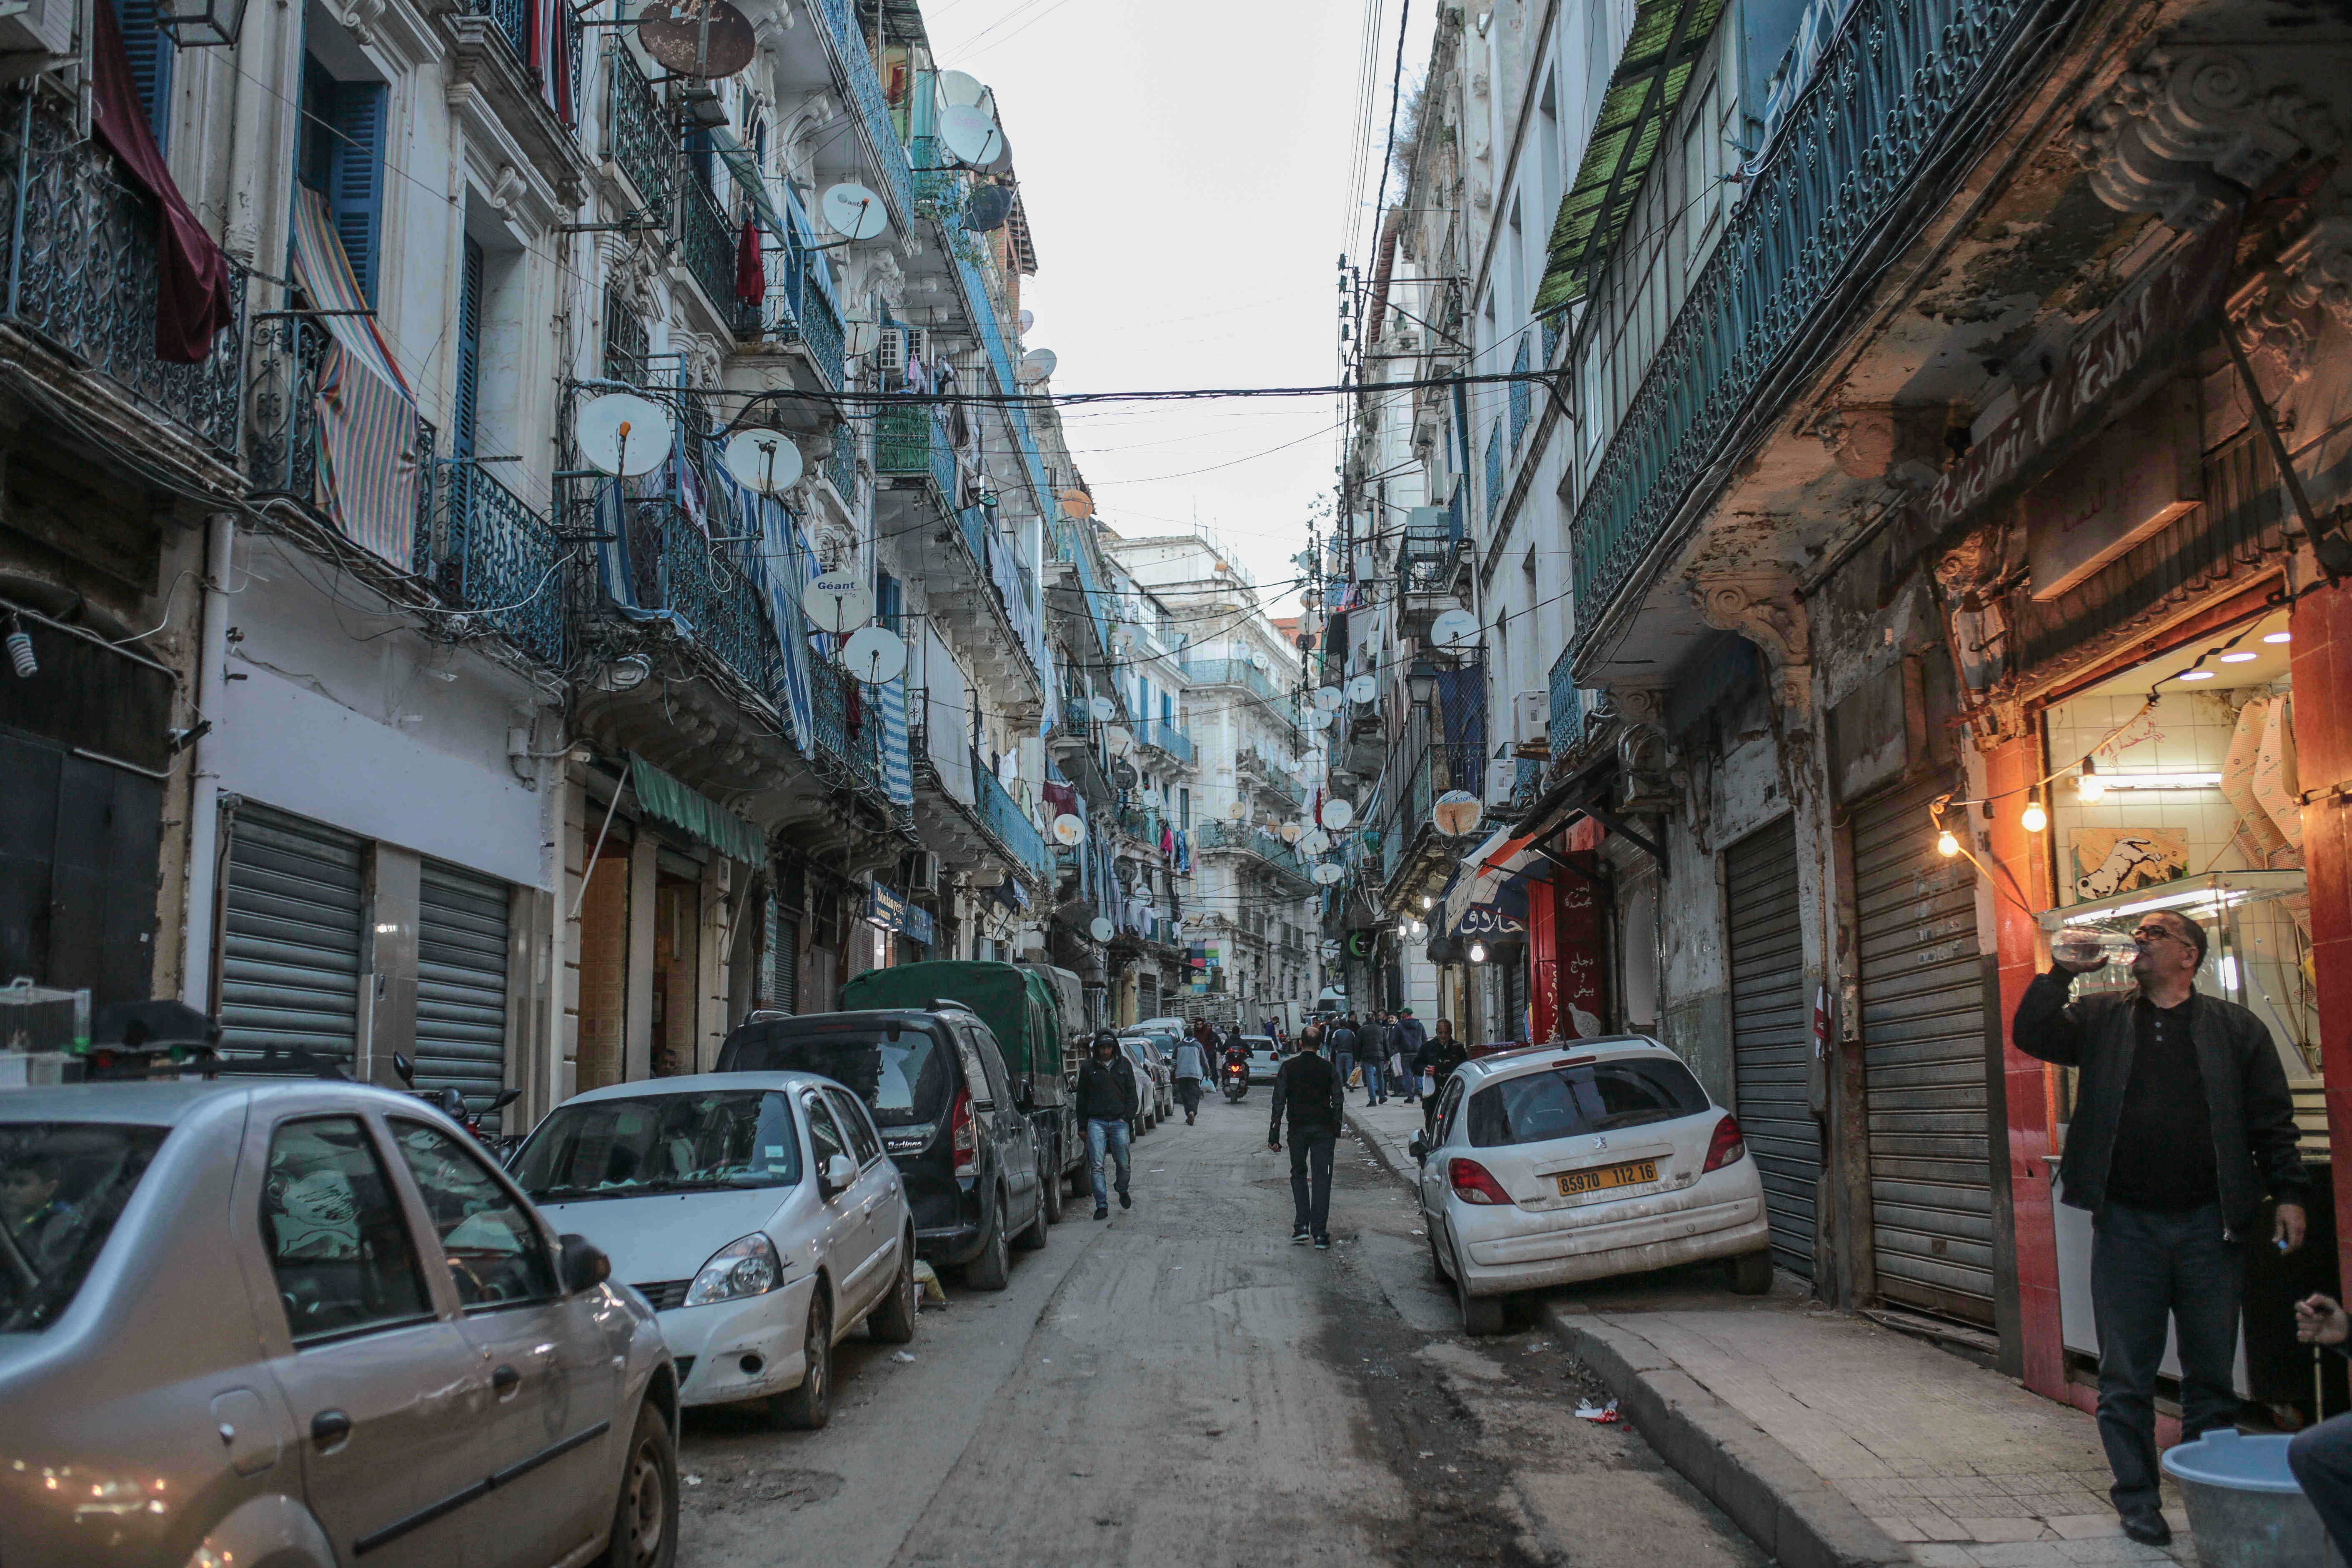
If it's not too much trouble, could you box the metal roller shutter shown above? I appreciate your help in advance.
[218,804,364,1075]
[764,898,798,1014]
[416,859,512,1116]
[1726,817,1817,1277]
[1852,773,1994,1325]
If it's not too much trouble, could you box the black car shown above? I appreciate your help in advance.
[715,1008,1049,1290]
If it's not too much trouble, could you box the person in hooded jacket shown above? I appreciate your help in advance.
[1073,1032,1140,1220]
[1391,1009,1429,1103]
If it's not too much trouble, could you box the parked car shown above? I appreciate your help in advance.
[1242,1035,1284,1084]
[714,1009,1048,1290]
[511,1072,915,1431]
[1119,1036,1174,1125]
[1410,1037,1773,1335]
[0,1080,677,1568]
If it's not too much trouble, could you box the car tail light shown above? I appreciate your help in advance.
[1702,1113,1747,1173]
[1448,1158,1513,1206]
[949,1087,977,1178]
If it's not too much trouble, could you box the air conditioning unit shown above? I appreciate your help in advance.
[1515,690,1548,743]
[874,327,907,374]
[908,851,941,893]
[0,0,73,57]
[1486,756,1520,805]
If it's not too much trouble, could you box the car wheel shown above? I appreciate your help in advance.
[1455,1243,1505,1337]
[962,1193,1012,1290]
[1728,1248,1773,1296]
[1013,1184,1050,1250]
[1041,1155,1066,1223]
[868,1240,918,1343]
[1428,1224,1453,1282]
[768,1291,832,1429]
[594,1397,678,1568]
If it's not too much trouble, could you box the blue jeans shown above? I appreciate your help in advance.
[1362,1059,1385,1102]
[2091,1202,2243,1512]
[1085,1117,1131,1209]
[1333,1053,1355,1092]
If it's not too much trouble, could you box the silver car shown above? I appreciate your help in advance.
[0,1080,677,1568]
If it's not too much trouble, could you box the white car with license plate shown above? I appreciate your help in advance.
[1410,1037,1772,1334]
[513,1072,917,1430]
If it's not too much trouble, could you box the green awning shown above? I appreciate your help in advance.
[711,127,787,243]
[628,754,766,865]
[1531,0,1726,315]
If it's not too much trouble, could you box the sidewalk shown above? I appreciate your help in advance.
[1342,1100,2197,1568]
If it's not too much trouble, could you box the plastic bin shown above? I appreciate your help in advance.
[2159,1428,2334,1567]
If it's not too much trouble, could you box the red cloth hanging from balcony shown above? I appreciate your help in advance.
[90,0,235,364]
[735,217,765,303]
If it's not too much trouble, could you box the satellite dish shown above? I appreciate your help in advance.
[1304,708,1333,731]
[1089,916,1115,943]
[1345,674,1378,703]
[721,428,803,495]
[1059,488,1094,519]
[1140,786,1165,810]
[1052,814,1084,846]
[1103,724,1133,757]
[1320,798,1355,831]
[1279,821,1302,843]
[939,103,1004,165]
[635,0,754,78]
[1431,608,1480,648]
[1249,650,1269,671]
[820,183,888,241]
[1090,696,1118,722]
[802,572,874,634]
[1017,348,1057,383]
[1433,789,1483,837]
[982,129,1013,174]
[844,317,880,357]
[1299,828,1330,855]
[1225,801,1247,820]
[1313,686,1344,712]
[1109,759,1137,789]
[575,392,672,478]
[939,69,987,108]
[1313,863,1344,885]
[965,183,1013,233]
[840,626,907,685]
[1018,309,1034,333]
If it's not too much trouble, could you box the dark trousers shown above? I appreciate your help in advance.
[1175,1078,1201,1117]
[2091,1202,2244,1512]
[2289,1410,2352,1557]
[1289,1130,1335,1236]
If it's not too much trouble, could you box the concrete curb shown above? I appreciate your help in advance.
[1342,1105,1417,1188]
[1541,1308,1914,1568]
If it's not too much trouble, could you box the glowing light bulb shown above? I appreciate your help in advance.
[1468,942,1487,963]
[1936,830,1960,858]
[2075,765,2104,804]
[2021,788,2048,834]
[2179,669,2215,682]
[2264,631,2292,644]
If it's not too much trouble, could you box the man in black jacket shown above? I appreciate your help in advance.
[2016,909,2308,1545]
[1391,1010,1429,1103]
[1268,1032,1345,1248]
[1415,1019,1468,1135]
[1357,1013,1392,1105]
[1073,1032,1139,1221]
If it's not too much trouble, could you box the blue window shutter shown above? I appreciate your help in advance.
[454,236,483,459]
[875,571,901,632]
[327,80,387,303]
[111,0,174,150]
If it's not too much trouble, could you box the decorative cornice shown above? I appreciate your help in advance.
[2229,214,2352,379]
[2071,49,2344,230]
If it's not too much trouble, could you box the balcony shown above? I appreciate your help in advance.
[973,756,1051,882]
[431,465,568,668]
[809,0,916,222]
[736,228,846,392]
[1566,0,2039,674]
[809,656,884,797]
[248,316,433,562]
[0,86,247,469]
[874,408,1044,709]
[825,420,860,511]
[602,41,671,213]
[1140,717,1195,767]
[443,0,589,198]
[1194,820,1314,894]
[1236,747,1301,814]
[676,175,736,327]
[1180,657,1296,724]
[463,0,581,127]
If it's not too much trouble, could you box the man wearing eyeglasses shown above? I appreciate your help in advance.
[2017,909,2309,1546]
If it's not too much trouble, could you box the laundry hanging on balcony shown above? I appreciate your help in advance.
[90,0,235,364]
[589,478,692,632]
[291,188,421,569]
[877,677,914,807]
[706,457,817,754]
[735,218,765,304]
[524,0,574,124]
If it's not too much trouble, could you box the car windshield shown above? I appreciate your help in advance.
[512,1091,802,1202]
[0,1122,168,1332]
[718,1021,952,1136]
[1466,1058,1710,1148]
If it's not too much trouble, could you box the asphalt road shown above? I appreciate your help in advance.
[675,1091,1766,1568]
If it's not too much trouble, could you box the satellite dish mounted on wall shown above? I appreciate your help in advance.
[939,103,1004,166]
[1304,707,1333,731]
[1090,696,1117,723]
[840,626,907,685]
[1313,863,1344,885]
[1089,916,1115,943]
[1313,686,1344,713]
[1430,608,1480,649]
[1018,309,1034,334]
[965,183,1013,233]
[1052,814,1085,847]
[1345,674,1378,704]
[843,317,881,357]
[1058,488,1094,520]
[1249,650,1268,671]
[721,428,804,495]
[1432,789,1483,837]
[938,69,988,108]
[819,183,889,241]
[1225,801,1247,820]
[575,392,673,478]
[1299,828,1330,855]
[1320,798,1355,831]
[1017,348,1056,384]
[636,0,755,78]
[802,573,874,634]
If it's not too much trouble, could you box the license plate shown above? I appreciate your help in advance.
[1555,1159,1657,1197]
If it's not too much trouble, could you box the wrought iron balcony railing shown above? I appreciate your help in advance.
[809,655,883,794]
[0,86,247,462]
[247,316,435,564]
[973,752,1050,878]
[432,463,568,667]
[1141,718,1194,766]
[604,41,671,211]
[1180,657,1287,708]
[647,497,763,689]
[468,0,581,128]
[1566,0,2040,669]
[1194,820,1312,887]
[1548,649,1580,765]
[676,175,735,321]
[1398,526,1462,596]
[793,271,845,388]
[874,406,958,503]
[827,419,860,507]
[810,0,915,220]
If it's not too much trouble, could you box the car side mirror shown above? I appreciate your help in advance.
[558,1234,610,1295]
[820,1154,857,1196]
[1408,1135,1426,1163]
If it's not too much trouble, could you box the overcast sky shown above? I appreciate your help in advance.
[926,0,1432,615]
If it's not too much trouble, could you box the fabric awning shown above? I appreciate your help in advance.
[1441,826,1545,934]
[628,753,766,864]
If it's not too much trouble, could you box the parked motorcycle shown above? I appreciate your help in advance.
[391,1052,524,1158]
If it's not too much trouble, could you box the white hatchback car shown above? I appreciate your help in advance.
[1412,1037,1772,1333]
[513,1072,916,1429]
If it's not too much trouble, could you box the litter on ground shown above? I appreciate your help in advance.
[1575,1399,1621,1424]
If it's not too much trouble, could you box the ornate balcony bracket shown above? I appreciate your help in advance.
[2071,49,2344,231]
[1692,571,1813,715]
[2229,214,2352,381]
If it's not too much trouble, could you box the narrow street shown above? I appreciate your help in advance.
[674,1100,1766,1568]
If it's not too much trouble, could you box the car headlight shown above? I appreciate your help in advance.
[682,1232,783,1307]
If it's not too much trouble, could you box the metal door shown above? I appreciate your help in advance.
[415,859,511,1118]
[1852,773,1994,1324]
[218,804,365,1075]
[1726,817,1818,1277]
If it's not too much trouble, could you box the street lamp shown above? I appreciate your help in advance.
[1405,662,1437,709]
[155,0,251,46]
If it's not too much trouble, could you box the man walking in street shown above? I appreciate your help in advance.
[1073,1031,1139,1220]
[2016,910,2308,1545]
[1392,1009,1428,1104]
[1268,1029,1345,1248]
[1328,1014,1360,1099]
[1358,1011,1391,1105]
[1416,1018,1467,1135]
[1170,1029,1210,1125]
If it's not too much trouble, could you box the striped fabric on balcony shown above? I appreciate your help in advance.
[291,187,419,569]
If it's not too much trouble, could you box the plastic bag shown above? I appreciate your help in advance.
[1348,1066,1363,1087]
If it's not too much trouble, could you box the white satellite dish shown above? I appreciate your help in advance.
[1052,814,1085,847]
[1225,801,1247,820]
[1431,608,1480,648]
[1313,863,1344,885]
[802,572,874,634]
[575,391,672,478]
[844,317,880,357]
[1017,348,1057,383]
[1103,724,1133,757]
[1249,650,1269,671]
[840,626,907,685]
[721,428,803,495]
[939,103,1004,165]
[1279,821,1302,843]
[1090,696,1118,722]
[1018,309,1034,334]
[938,69,987,107]
[1089,916,1115,943]
[1320,798,1355,831]
[1299,828,1330,855]
[982,128,1013,174]
[1313,686,1344,712]
[1141,786,1165,810]
[1304,708,1333,731]
[1345,674,1378,703]
[820,182,888,241]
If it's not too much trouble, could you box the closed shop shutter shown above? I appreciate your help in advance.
[1852,772,1994,1325]
[766,898,799,1013]
[416,859,512,1116]
[218,804,365,1075]
[1726,817,1817,1277]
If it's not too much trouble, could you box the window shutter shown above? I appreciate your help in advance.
[326,80,387,302]
[875,570,902,632]
[111,0,175,150]
[454,236,483,459]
